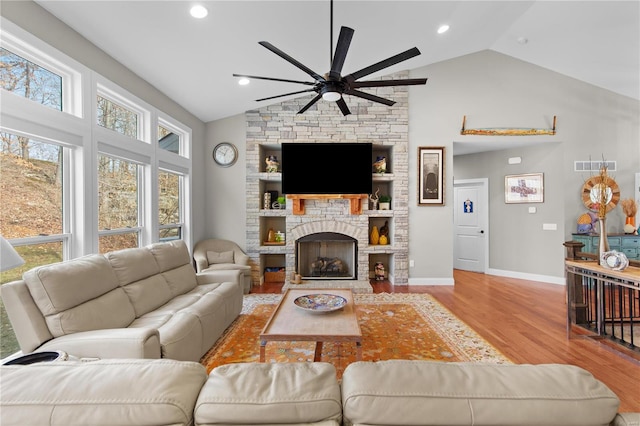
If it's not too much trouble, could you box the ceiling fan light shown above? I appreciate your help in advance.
[322,91,341,102]
[238,78,250,85]
[437,24,450,34]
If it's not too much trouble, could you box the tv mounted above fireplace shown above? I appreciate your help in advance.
[281,142,373,195]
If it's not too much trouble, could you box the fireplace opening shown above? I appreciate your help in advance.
[296,232,357,280]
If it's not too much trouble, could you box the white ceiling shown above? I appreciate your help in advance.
[35,1,639,133]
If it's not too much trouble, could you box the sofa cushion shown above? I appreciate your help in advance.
[162,264,199,297]
[0,359,207,426]
[23,255,135,337]
[195,362,342,425]
[149,239,192,271]
[206,250,234,265]
[341,360,620,426]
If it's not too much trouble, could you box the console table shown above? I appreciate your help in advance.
[571,233,640,260]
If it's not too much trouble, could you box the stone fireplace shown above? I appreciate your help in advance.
[244,71,410,294]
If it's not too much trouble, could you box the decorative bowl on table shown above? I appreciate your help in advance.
[600,250,629,271]
[294,293,347,313]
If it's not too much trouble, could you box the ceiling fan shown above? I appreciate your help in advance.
[233,0,427,116]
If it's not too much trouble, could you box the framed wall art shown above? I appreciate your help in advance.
[418,146,445,205]
[505,173,544,203]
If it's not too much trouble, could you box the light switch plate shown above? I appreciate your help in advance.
[543,223,557,231]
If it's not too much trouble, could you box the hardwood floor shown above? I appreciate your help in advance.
[252,270,640,412]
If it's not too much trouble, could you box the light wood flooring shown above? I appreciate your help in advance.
[252,269,640,412]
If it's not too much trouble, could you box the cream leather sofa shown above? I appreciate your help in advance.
[1,359,637,426]
[1,240,243,362]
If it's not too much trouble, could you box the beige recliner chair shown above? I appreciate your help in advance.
[194,239,252,294]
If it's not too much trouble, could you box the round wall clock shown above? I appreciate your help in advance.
[581,175,620,213]
[212,142,238,167]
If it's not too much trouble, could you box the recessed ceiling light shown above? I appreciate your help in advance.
[190,5,208,19]
[437,24,450,34]
[517,37,529,45]
[238,78,250,86]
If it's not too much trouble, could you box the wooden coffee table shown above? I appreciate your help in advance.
[259,288,362,362]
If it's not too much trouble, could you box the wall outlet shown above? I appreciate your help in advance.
[528,207,536,214]
[409,259,415,267]
[542,223,557,231]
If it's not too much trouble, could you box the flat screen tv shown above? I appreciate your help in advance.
[281,142,373,195]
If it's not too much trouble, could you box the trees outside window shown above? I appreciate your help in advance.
[159,170,182,241]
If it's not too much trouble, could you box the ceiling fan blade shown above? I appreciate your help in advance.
[233,73,315,86]
[351,78,428,88]
[256,88,316,102]
[298,93,323,114]
[344,89,396,106]
[345,47,422,82]
[329,26,354,80]
[259,41,326,82]
[336,97,351,116]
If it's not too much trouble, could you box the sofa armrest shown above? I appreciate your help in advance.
[37,328,161,359]
[235,251,250,266]
[196,269,242,287]
[193,251,209,273]
[611,413,640,426]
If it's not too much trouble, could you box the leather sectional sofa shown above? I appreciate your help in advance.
[1,359,637,426]
[1,240,243,361]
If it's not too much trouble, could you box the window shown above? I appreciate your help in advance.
[98,154,141,253]
[159,170,183,241]
[158,125,180,154]
[0,47,62,110]
[96,94,138,139]
[0,133,67,358]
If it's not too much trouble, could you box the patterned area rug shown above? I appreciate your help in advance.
[201,293,510,377]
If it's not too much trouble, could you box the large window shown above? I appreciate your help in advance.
[159,170,183,241]
[1,20,193,360]
[0,133,67,358]
[98,154,141,253]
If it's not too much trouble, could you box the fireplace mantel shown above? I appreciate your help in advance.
[287,194,368,215]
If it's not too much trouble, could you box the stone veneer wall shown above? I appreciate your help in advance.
[245,71,410,287]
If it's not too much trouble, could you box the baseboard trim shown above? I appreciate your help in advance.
[407,277,455,286]
[486,268,565,285]
[406,270,565,286]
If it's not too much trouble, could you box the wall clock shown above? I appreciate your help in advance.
[212,142,238,167]
[581,175,620,213]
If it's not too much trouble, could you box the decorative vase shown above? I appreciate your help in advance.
[370,226,379,245]
[626,216,636,227]
[598,217,609,264]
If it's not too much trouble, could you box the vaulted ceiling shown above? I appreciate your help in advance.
[36,1,639,124]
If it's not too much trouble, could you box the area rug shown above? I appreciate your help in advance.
[200,293,510,377]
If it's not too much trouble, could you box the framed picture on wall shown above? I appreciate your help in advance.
[505,173,544,203]
[418,146,445,205]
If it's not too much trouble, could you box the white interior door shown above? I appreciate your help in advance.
[453,178,488,273]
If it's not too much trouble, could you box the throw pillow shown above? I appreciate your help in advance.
[207,250,234,265]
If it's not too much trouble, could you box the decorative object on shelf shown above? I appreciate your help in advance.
[373,156,386,174]
[274,231,285,243]
[277,196,287,207]
[620,198,638,234]
[504,173,544,203]
[374,262,385,281]
[369,187,380,210]
[369,225,379,245]
[460,115,557,136]
[576,212,597,234]
[265,155,279,173]
[267,228,275,243]
[600,250,629,271]
[379,220,389,244]
[418,146,445,206]
[379,195,391,210]
[263,192,272,210]
[212,142,238,167]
